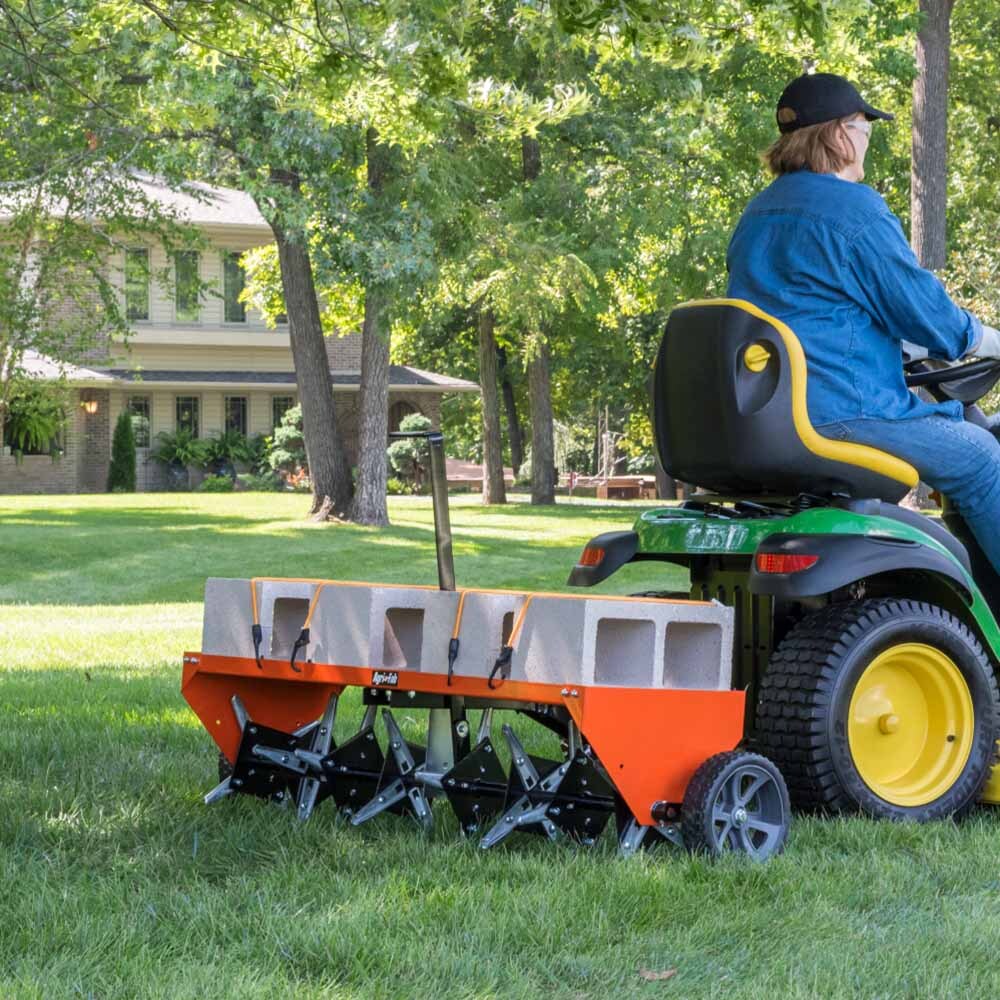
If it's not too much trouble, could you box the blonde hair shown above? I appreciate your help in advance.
[763,117,856,176]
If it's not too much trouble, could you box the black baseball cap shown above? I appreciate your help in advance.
[776,72,894,134]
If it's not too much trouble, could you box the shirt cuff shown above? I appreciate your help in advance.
[966,311,984,357]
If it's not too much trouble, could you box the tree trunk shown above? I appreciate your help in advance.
[528,339,556,505]
[520,134,555,504]
[911,0,954,270]
[268,207,353,518]
[351,128,393,526]
[352,285,391,525]
[478,310,507,504]
[497,345,524,475]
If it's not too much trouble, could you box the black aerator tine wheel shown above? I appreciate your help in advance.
[682,751,790,860]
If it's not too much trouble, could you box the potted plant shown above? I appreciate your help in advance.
[202,429,252,480]
[152,428,208,490]
[4,384,67,458]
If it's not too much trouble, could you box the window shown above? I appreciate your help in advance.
[176,396,200,437]
[127,396,151,448]
[225,395,248,435]
[173,250,200,322]
[222,251,247,323]
[272,395,294,430]
[125,248,149,321]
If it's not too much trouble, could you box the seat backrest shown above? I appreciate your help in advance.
[653,299,918,502]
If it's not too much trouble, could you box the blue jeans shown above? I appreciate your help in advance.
[817,416,1000,576]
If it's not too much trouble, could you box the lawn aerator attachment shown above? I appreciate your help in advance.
[183,402,792,860]
[183,578,789,858]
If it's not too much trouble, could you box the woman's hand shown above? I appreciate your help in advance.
[972,325,1000,359]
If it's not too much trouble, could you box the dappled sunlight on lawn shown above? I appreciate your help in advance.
[0,603,201,670]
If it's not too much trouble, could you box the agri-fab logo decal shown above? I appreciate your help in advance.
[371,671,399,687]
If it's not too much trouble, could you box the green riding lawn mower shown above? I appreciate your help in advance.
[570,297,1000,821]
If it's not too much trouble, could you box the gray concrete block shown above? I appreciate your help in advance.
[200,578,734,692]
[367,586,460,673]
[307,583,376,667]
[201,578,255,658]
[448,591,528,678]
[258,580,318,659]
[511,596,589,685]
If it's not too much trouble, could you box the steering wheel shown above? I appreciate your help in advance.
[904,357,1000,406]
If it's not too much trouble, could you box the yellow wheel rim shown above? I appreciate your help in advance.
[847,643,974,807]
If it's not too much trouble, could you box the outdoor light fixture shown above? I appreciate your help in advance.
[82,399,99,415]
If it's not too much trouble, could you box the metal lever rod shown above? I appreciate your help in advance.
[388,429,455,591]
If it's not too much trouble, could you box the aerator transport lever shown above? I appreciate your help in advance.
[388,429,455,592]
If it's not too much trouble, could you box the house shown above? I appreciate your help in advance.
[0,178,477,494]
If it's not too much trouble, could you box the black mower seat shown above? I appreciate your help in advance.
[654,299,919,504]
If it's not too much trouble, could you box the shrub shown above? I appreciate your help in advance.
[196,474,235,493]
[236,472,283,492]
[386,476,418,496]
[107,410,136,492]
[245,433,270,475]
[268,405,307,480]
[387,412,432,486]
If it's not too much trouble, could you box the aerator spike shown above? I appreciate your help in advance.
[349,710,432,831]
[616,817,683,856]
[440,737,508,836]
[321,723,384,818]
[479,726,564,849]
[226,720,303,804]
[297,694,338,822]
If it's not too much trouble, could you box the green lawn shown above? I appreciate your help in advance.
[3,493,1000,999]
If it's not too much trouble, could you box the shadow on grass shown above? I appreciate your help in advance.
[0,498,662,606]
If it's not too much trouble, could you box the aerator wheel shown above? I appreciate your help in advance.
[754,598,1000,821]
[682,751,790,859]
[218,751,233,783]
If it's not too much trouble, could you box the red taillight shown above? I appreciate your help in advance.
[578,546,605,568]
[755,552,819,574]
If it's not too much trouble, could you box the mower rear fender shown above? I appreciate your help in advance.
[750,532,973,603]
[566,530,638,586]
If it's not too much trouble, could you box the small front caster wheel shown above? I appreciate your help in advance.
[682,751,790,860]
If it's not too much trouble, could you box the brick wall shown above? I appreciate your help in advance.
[0,391,85,495]
[78,390,112,492]
[325,331,362,370]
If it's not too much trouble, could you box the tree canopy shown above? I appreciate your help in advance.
[2,0,998,500]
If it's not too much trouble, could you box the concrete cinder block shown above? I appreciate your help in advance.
[448,591,529,678]
[201,579,733,691]
[258,580,319,659]
[307,583,377,667]
[201,578,255,658]
[364,585,460,673]
[510,596,589,685]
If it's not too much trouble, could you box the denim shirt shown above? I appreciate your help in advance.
[726,170,981,425]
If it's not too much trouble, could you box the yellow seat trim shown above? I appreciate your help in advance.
[677,298,919,490]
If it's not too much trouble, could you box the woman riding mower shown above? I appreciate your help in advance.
[726,71,1000,577]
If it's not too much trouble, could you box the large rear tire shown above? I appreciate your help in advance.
[754,598,999,821]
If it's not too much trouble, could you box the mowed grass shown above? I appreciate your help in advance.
[4,493,1000,999]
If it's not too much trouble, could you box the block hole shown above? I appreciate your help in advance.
[383,608,425,670]
[594,617,655,686]
[271,597,310,657]
[663,622,723,689]
[500,611,515,646]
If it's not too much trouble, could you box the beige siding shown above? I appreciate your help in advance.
[118,344,296,372]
